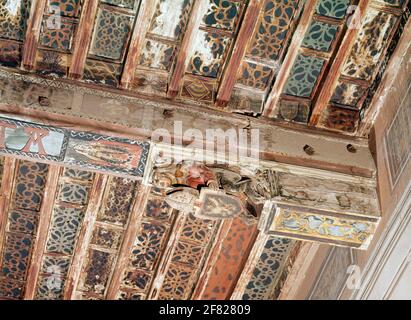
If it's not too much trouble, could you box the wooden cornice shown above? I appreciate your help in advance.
[309,0,371,126]
[69,0,99,80]
[21,0,47,70]
[215,0,264,107]
[24,165,62,300]
[262,0,318,118]
[120,0,156,89]
[167,0,209,98]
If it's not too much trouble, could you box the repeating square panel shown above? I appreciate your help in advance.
[302,21,338,52]
[283,54,325,98]
[89,7,133,61]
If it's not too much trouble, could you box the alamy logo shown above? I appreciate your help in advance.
[152,121,260,166]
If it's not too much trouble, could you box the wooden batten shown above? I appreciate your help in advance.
[105,186,151,299]
[167,0,209,98]
[0,157,17,265]
[63,174,108,299]
[215,0,264,107]
[120,0,156,89]
[21,0,47,70]
[309,0,371,126]
[24,166,62,300]
[262,0,318,118]
[68,0,99,80]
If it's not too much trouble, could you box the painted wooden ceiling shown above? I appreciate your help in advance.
[0,155,300,300]
[0,0,409,135]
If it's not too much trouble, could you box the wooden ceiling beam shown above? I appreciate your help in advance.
[105,186,151,300]
[309,0,371,126]
[167,0,209,98]
[24,165,62,300]
[262,0,318,118]
[63,174,108,299]
[215,0,264,107]
[120,0,156,89]
[69,0,99,80]
[0,157,17,266]
[21,0,47,70]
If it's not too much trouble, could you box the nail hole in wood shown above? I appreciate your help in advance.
[347,144,357,153]
[303,145,315,156]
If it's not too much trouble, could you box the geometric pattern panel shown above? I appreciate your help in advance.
[283,54,325,98]
[0,160,49,300]
[242,237,294,300]
[247,0,299,61]
[202,0,242,30]
[315,0,351,19]
[89,7,133,61]
[0,0,32,41]
[302,21,339,52]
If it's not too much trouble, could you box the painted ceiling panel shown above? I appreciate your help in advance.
[242,237,295,300]
[186,29,232,78]
[139,39,176,70]
[202,0,242,30]
[331,81,367,108]
[0,0,31,41]
[89,7,133,61]
[148,0,193,40]
[48,0,83,18]
[247,0,298,61]
[301,20,339,52]
[195,218,258,300]
[35,168,95,300]
[0,160,49,299]
[35,0,83,77]
[341,8,397,81]
[315,0,351,19]
[283,54,325,98]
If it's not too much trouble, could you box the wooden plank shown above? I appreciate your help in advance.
[24,165,62,300]
[105,186,151,299]
[309,0,371,126]
[68,0,99,79]
[215,0,264,107]
[0,157,17,264]
[63,174,108,299]
[230,232,267,299]
[262,0,318,118]
[167,0,209,98]
[21,0,47,70]
[120,0,156,89]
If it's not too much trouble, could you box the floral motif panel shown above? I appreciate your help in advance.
[283,54,325,98]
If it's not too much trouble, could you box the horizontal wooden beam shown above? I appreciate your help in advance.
[0,68,376,178]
